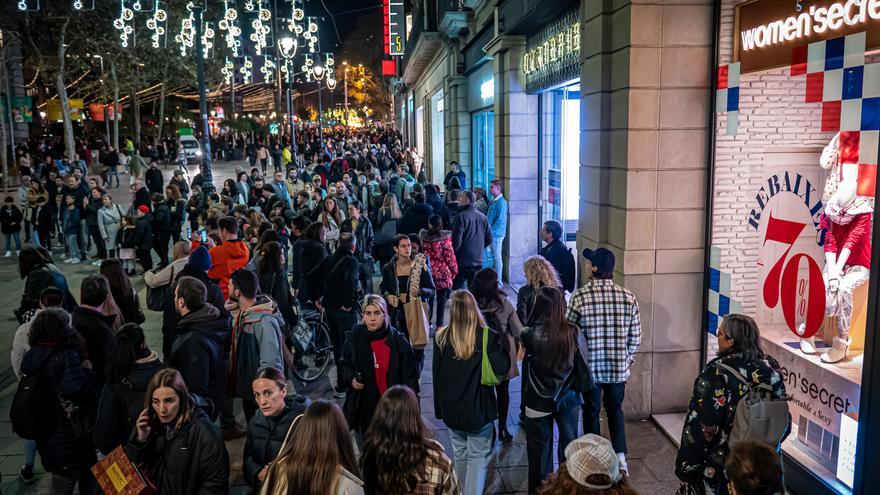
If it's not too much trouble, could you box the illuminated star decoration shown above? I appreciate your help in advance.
[145,0,168,48]
[113,0,136,48]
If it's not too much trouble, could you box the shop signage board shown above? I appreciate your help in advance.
[46,99,84,121]
[384,0,404,56]
[736,0,880,74]
[522,9,580,93]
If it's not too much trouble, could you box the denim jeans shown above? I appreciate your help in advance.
[523,407,580,493]
[449,422,493,495]
[66,234,81,259]
[5,231,21,252]
[487,236,504,283]
[583,382,628,453]
[24,438,37,466]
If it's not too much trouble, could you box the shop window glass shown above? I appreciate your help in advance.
[472,110,494,190]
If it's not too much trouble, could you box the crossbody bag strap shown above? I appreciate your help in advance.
[715,362,773,393]
[278,413,303,454]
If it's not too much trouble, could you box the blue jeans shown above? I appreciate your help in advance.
[5,231,21,252]
[66,234,81,259]
[488,236,504,283]
[25,438,36,466]
[583,382,627,453]
[449,422,493,495]
[523,406,580,493]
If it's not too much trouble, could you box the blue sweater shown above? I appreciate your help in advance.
[487,195,508,239]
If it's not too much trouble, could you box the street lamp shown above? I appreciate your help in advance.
[327,77,337,90]
[277,35,297,59]
[312,64,325,80]
[277,35,298,162]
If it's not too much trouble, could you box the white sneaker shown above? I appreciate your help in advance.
[4,251,10,257]
[800,337,817,355]
[92,260,104,266]
[821,337,851,363]
[617,453,629,475]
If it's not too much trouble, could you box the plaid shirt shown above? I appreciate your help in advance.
[566,279,641,383]
[406,441,461,495]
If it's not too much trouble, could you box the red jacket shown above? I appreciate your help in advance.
[193,239,250,298]
[419,230,458,290]
[822,213,872,269]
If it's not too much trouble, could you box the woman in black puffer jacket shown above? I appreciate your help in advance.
[16,247,77,322]
[94,324,164,454]
[127,368,229,494]
[19,308,98,494]
[243,367,310,489]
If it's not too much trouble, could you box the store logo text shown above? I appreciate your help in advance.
[741,0,880,51]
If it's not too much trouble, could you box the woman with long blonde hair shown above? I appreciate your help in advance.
[261,400,363,495]
[432,290,509,495]
[517,256,562,324]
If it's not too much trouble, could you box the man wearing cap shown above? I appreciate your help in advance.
[169,169,190,199]
[566,247,641,473]
[540,434,628,491]
[133,205,154,272]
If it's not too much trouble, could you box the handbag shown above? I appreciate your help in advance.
[480,327,502,386]
[146,267,173,311]
[375,217,398,245]
[402,254,429,348]
[119,248,136,260]
[91,445,156,495]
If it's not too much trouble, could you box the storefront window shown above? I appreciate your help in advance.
[430,90,445,183]
[539,82,580,244]
[472,110,494,190]
[709,1,879,492]
[415,105,424,161]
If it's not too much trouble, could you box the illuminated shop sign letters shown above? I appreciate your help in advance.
[521,9,580,93]
[736,0,880,73]
[522,23,580,77]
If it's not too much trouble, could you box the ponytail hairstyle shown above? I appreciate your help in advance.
[105,323,152,383]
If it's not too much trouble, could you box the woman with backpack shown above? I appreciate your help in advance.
[521,286,584,493]
[18,308,99,494]
[93,324,164,454]
[432,290,509,495]
[243,367,310,490]
[675,314,789,495]
[471,268,522,443]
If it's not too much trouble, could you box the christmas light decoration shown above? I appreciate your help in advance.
[174,2,196,56]
[145,0,167,48]
[113,0,136,48]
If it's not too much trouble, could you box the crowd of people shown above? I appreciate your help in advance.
[7,128,790,495]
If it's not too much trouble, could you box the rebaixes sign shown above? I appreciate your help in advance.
[735,0,880,74]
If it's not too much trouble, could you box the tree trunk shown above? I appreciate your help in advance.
[0,61,8,186]
[56,19,75,161]
[110,58,119,150]
[157,61,168,144]
[132,89,141,150]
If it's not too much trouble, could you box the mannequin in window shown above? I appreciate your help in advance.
[800,133,873,363]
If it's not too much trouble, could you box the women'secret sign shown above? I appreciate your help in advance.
[735,0,880,73]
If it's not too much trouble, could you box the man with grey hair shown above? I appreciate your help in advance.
[451,190,492,289]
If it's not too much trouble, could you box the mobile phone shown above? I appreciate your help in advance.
[200,230,207,243]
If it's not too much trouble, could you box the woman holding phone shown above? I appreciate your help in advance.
[128,369,229,494]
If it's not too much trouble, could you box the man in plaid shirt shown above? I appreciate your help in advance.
[566,247,641,474]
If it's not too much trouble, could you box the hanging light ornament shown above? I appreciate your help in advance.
[175,2,196,56]
[219,0,242,57]
[261,54,276,84]
[145,0,167,48]
[239,56,253,84]
[72,0,95,11]
[222,57,235,85]
[114,0,136,48]
[249,0,272,56]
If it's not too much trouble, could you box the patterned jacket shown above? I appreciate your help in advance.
[675,352,789,495]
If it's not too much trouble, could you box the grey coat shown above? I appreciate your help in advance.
[97,203,124,246]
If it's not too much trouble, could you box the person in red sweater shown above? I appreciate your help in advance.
[419,214,458,328]
[191,216,250,299]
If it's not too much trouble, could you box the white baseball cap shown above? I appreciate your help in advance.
[564,434,622,489]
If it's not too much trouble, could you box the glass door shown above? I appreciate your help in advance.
[539,83,580,244]
[472,110,494,190]
[430,90,445,183]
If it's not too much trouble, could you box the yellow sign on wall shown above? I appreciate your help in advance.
[46,99,84,121]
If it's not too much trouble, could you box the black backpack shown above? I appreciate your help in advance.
[11,368,54,440]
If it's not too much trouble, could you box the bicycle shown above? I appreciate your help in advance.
[288,303,333,382]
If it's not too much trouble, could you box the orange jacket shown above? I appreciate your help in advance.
[193,239,250,299]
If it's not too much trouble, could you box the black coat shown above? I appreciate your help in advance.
[127,405,229,495]
[309,249,359,309]
[133,187,152,212]
[450,204,492,269]
[168,198,186,228]
[292,238,328,302]
[18,264,77,317]
[152,202,172,234]
[520,322,583,414]
[20,345,97,473]
[0,204,23,234]
[380,255,436,301]
[258,268,297,328]
[169,177,189,199]
[243,395,310,487]
[432,327,509,431]
[161,263,228,357]
[71,306,117,384]
[134,214,154,250]
[169,304,229,420]
[145,167,164,194]
[397,202,433,236]
[85,196,102,226]
[540,239,576,293]
[339,324,419,432]
[340,216,375,261]
[94,356,165,454]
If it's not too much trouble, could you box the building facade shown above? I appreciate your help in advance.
[398,2,880,492]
